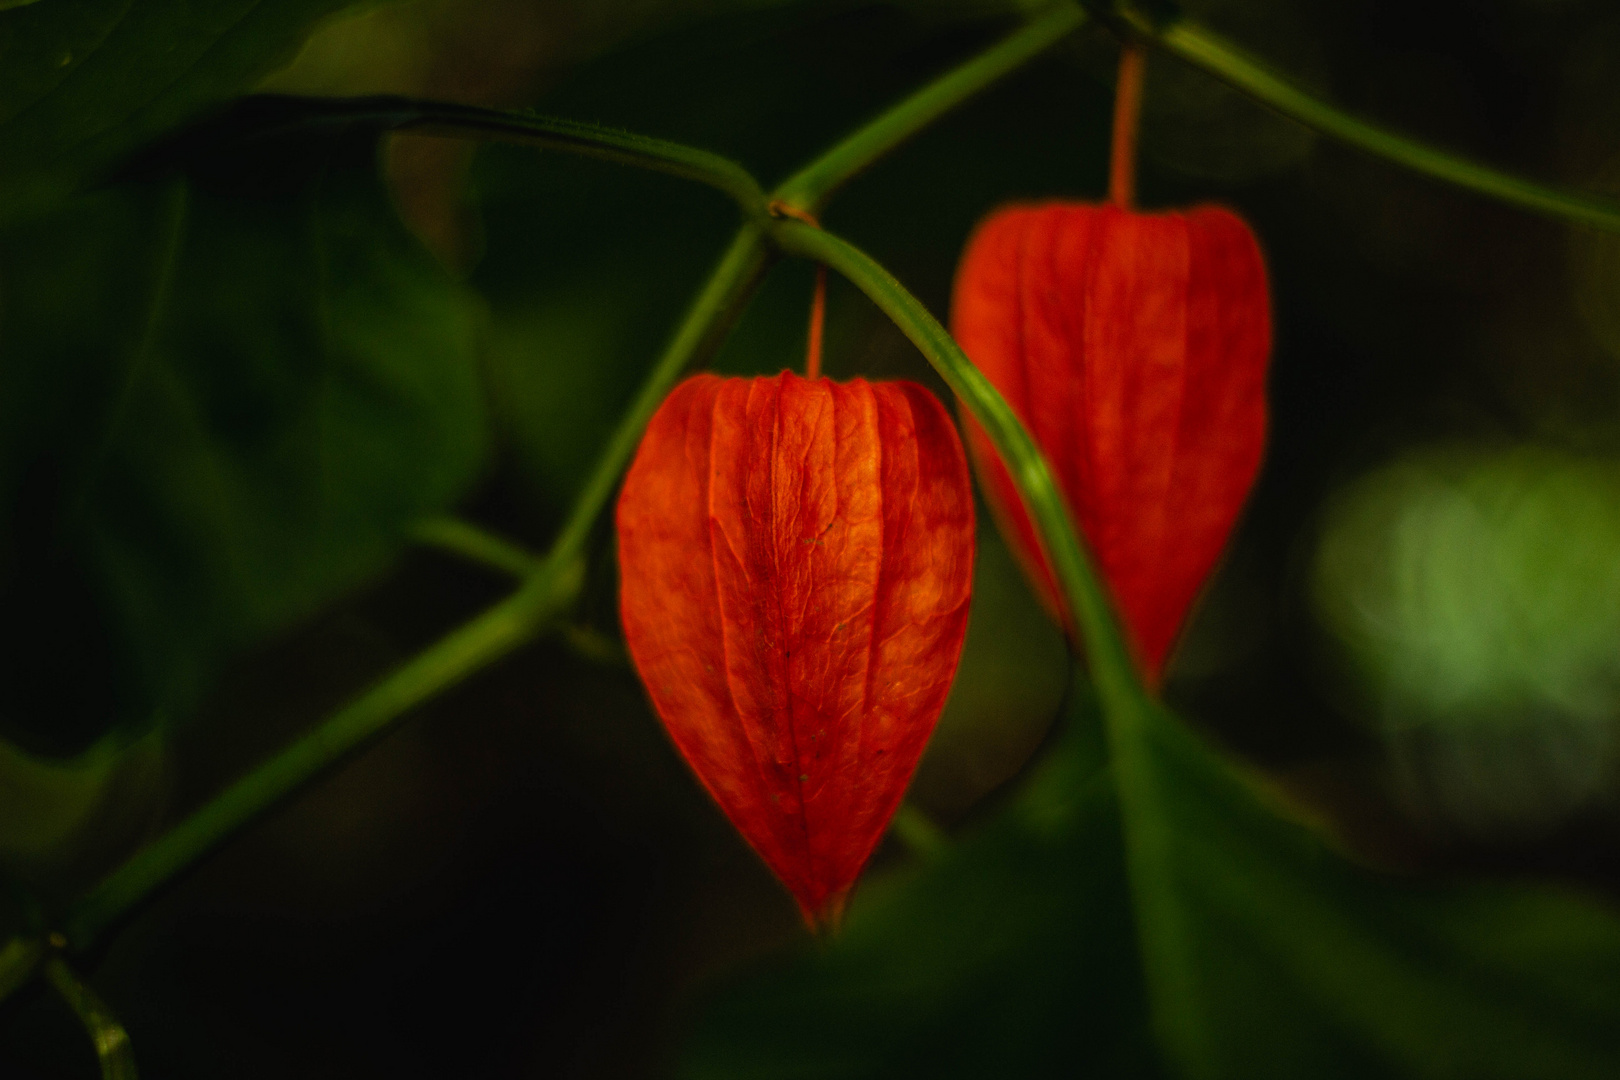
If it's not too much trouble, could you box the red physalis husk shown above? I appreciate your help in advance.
[951,202,1270,685]
[616,371,974,929]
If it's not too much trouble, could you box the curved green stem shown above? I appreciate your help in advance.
[768,219,1143,711]
[228,95,769,216]
[545,224,773,569]
[44,954,139,1080]
[1127,14,1620,232]
[771,3,1087,213]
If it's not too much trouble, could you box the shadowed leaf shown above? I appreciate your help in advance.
[0,119,487,753]
[0,0,378,217]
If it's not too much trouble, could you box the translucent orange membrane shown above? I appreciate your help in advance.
[617,372,974,928]
[951,202,1271,684]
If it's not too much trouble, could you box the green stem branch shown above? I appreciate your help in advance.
[44,954,139,1080]
[410,516,542,578]
[546,224,773,568]
[1125,11,1620,232]
[771,3,1086,213]
[238,95,769,216]
[559,624,629,668]
[889,802,949,860]
[62,562,581,950]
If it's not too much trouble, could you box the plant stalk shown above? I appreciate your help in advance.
[545,224,773,568]
[1108,42,1146,208]
[771,3,1087,213]
[59,226,771,955]
[1133,13,1620,232]
[44,953,139,1080]
[214,96,770,216]
[62,562,578,950]
[410,516,543,578]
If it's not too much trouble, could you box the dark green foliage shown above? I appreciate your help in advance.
[1126,698,1620,1079]
[0,0,373,218]
[0,120,486,751]
[3,3,1620,1077]
[680,707,1161,1079]
[685,685,1620,1079]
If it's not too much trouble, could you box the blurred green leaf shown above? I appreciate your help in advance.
[686,685,1620,1078]
[1120,697,1620,1079]
[0,731,162,871]
[680,693,1161,1079]
[471,142,740,518]
[912,524,1068,820]
[1313,445,1620,832]
[0,0,375,217]
[1316,446,1620,722]
[0,120,487,752]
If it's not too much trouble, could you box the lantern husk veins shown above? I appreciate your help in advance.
[617,372,974,926]
[951,202,1270,683]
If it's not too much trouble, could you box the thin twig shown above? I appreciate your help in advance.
[771,4,1088,214]
[1129,11,1620,232]
[410,517,542,578]
[44,953,139,1080]
[1108,42,1146,208]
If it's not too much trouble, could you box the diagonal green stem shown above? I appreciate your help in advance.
[61,563,582,950]
[1123,11,1620,232]
[545,224,773,567]
[44,954,140,1080]
[771,3,1086,213]
[889,802,950,860]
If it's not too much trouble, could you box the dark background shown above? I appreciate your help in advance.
[4,0,1620,1075]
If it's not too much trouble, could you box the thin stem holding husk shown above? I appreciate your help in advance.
[1108,42,1146,208]
[806,264,827,379]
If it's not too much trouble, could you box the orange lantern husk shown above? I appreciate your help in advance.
[951,202,1270,685]
[616,371,974,928]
